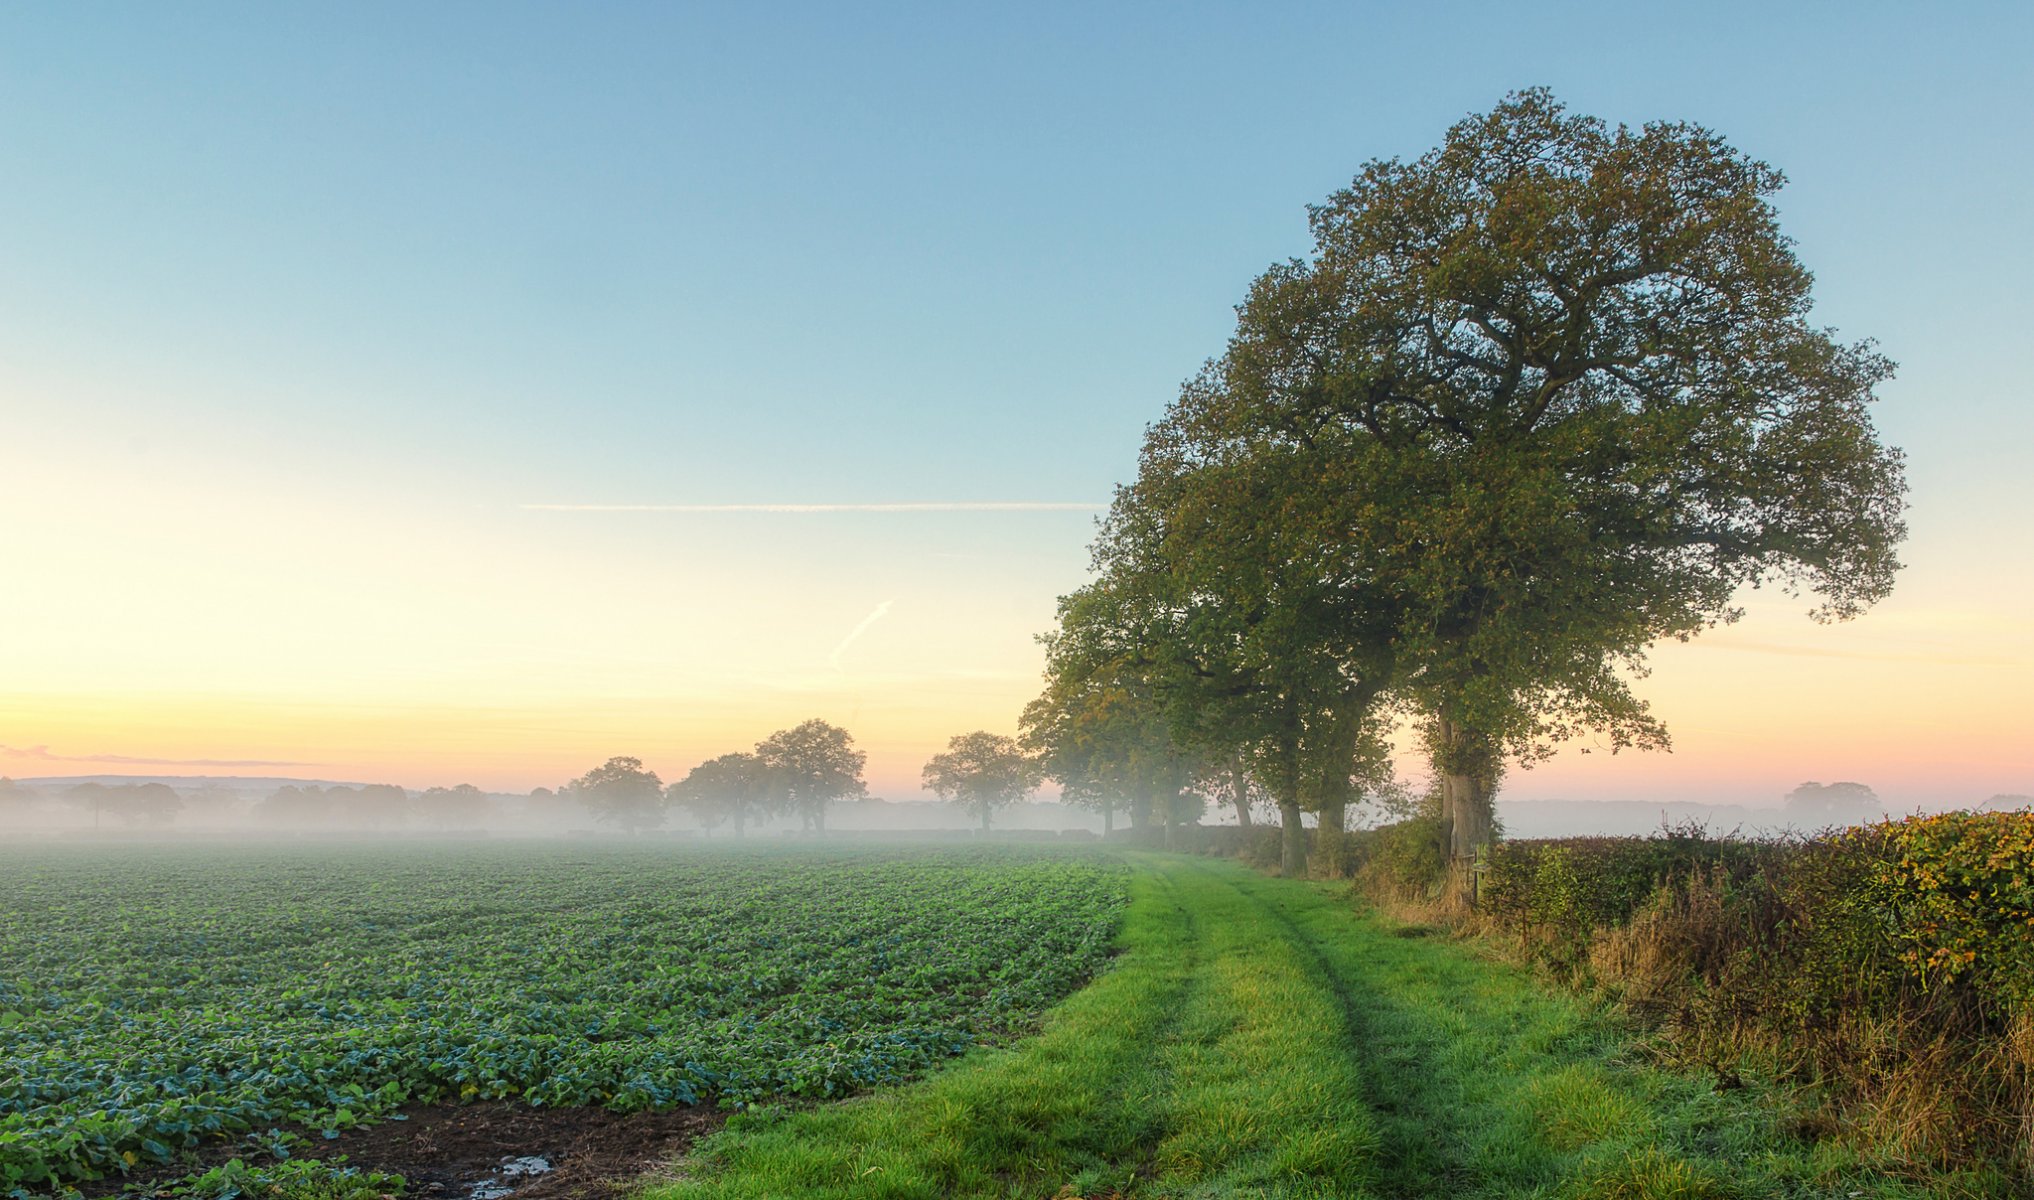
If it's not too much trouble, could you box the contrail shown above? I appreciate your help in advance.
[522,501,1105,513]
[0,744,315,768]
[829,600,896,673]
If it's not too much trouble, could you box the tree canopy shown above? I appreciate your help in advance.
[921,732,1044,833]
[670,751,775,836]
[572,756,667,833]
[755,719,866,835]
[1096,88,1907,864]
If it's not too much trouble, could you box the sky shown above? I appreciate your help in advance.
[3,2,2030,809]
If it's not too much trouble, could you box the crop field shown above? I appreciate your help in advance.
[5,843,2016,1200]
[0,842,1127,1197]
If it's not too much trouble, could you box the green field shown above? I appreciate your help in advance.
[2,845,2008,1200]
[0,842,1126,1196]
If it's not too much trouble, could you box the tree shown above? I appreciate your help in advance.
[670,752,775,837]
[0,777,39,815]
[417,783,491,830]
[1177,89,1906,864]
[252,785,322,828]
[57,782,181,829]
[1783,780,1882,826]
[755,719,866,836]
[1079,423,1404,876]
[921,732,1044,833]
[321,783,412,830]
[1021,591,1204,839]
[572,756,667,833]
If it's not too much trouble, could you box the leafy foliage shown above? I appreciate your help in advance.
[571,756,667,832]
[754,720,866,834]
[1460,814,2034,1170]
[669,752,775,836]
[919,732,1043,831]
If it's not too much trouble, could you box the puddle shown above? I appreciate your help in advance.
[466,1155,553,1199]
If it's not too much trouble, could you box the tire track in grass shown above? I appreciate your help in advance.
[1235,872,1943,1200]
[1143,857,1381,1199]
[1231,871,1658,1197]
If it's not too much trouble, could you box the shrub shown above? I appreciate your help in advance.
[1360,815,1448,900]
[1429,813,2034,1176]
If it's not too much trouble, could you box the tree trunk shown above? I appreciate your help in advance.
[813,803,826,837]
[1230,762,1252,830]
[1102,800,1114,837]
[1161,790,1177,851]
[1311,792,1347,879]
[981,803,991,834]
[1443,770,1492,859]
[1434,708,1499,890]
[1278,801,1306,878]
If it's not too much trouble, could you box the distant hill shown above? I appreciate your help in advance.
[9,774,378,793]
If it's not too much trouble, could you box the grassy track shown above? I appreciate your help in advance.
[649,855,2003,1200]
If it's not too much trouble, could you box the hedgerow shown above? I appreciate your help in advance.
[1397,812,2034,1175]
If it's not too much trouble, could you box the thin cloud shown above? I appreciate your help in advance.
[1699,639,2015,667]
[521,501,1105,513]
[829,600,896,673]
[0,744,314,768]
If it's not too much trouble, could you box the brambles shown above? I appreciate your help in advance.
[0,843,1126,1195]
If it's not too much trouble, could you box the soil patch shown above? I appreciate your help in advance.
[328,1103,724,1198]
[91,1104,722,1200]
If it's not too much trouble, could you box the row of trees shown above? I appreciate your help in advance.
[586,722,1072,836]
[574,719,870,835]
[1018,90,1908,877]
[0,779,509,830]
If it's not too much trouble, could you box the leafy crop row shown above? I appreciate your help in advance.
[0,842,1127,1194]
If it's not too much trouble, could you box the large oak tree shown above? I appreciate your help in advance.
[1180,89,1906,860]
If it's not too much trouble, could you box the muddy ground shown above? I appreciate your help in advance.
[97,1103,724,1200]
[329,1102,723,1198]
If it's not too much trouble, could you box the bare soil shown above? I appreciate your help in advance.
[328,1103,723,1199]
[94,1104,723,1200]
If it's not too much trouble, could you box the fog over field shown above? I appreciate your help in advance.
[4,771,2023,844]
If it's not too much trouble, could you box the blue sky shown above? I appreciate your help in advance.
[4,3,2030,801]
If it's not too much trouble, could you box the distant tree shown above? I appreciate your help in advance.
[252,785,323,827]
[755,720,866,836]
[119,782,184,826]
[340,784,408,829]
[61,783,116,830]
[922,732,1044,833]
[1201,756,1268,831]
[669,752,775,837]
[52,782,183,828]
[180,784,246,823]
[417,784,490,830]
[0,777,38,814]
[572,757,667,833]
[1783,781,1882,825]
